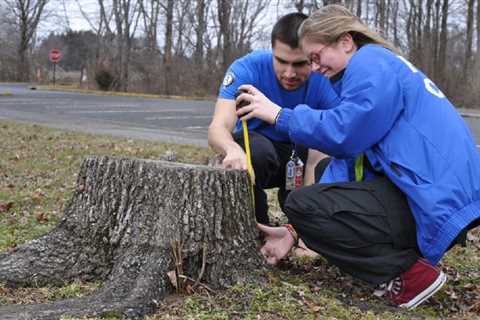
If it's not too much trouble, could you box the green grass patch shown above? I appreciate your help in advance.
[0,120,479,319]
[0,280,101,305]
[36,84,214,101]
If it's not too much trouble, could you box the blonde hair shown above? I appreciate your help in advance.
[299,4,400,54]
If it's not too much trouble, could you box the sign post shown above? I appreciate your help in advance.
[49,48,62,86]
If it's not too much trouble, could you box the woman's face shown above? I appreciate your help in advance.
[301,34,357,78]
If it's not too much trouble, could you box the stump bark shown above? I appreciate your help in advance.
[0,156,263,319]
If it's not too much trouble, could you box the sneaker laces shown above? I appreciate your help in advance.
[373,277,402,297]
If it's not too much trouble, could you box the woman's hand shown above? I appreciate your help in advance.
[236,84,282,124]
[257,223,295,265]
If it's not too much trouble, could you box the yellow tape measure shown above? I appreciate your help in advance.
[242,119,256,210]
[235,89,255,211]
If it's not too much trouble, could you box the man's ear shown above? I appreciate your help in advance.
[338,33,357,53]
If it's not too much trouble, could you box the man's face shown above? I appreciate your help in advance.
[272,40,311,91]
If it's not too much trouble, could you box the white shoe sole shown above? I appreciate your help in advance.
[400,271,447,309]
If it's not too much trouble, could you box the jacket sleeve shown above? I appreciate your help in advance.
[314,75,342,110]
[276,55,404,158]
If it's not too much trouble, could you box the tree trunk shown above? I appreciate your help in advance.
[477,0,480,63]
[163,0,174,95]
[0,156,263,319]
[423,0,433,76]
[432,0,441,82]
[437,0,448,86]
[194,0,207,65]
[464,0,475,78]
[392,0,400,48]
[218,0,232,73]
[416,0,424,69]
[356,0,362,17]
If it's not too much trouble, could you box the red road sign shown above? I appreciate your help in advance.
[49,48,62,63]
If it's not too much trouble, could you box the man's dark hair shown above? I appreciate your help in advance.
[271,12,308,49]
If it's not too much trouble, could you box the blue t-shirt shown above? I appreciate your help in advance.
[218,50,339,142]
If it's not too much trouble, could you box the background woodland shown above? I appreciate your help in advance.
[0,0,479,108]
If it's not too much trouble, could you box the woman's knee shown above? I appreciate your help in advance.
[284,186,330,222]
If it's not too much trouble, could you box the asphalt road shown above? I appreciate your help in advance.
[0,83,214,147]
[1,83,479,147]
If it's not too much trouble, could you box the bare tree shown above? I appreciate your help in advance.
[73,0,115,90]
[437,0,449,85]
[138,0,161,52]
[0,3,18,81]
[356,0,363,16]
[295,0,306,11]
[111,0,141,92]
[464,0,475,77]
[163,0,174,94]
[477,0,480,62]
[375,0,387,32]
[421,0,434,75]
[173,0,193,56]
[216,0,269,73]
[194,0,209,65]
[217,0,232,72]
[391,0,400,47]
[230,0,269,56]
[405,0,416,57]
[4,0,48,82]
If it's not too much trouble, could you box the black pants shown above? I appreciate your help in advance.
[285,159,419,285]
[233,131,307,224]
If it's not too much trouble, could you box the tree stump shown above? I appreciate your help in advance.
[0,156,263,319]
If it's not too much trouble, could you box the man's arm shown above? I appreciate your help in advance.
[208,98,247,170]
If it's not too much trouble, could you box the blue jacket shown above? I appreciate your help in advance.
[218,50,340,142]
[276,44,480,264]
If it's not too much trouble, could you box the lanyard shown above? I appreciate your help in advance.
[355,153,364,182]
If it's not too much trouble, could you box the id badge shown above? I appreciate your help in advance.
[285,150,304,190]
[285,158,296,190]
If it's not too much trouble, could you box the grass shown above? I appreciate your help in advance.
[0,120,479,319]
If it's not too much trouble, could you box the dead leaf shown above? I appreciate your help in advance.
[0,202,14,213]
[185,284,194,294]
[31,190,44,203]
[303,297,322,312]
[35,212,49,224]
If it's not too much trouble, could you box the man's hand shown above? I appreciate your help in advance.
[222,145,248,170]
[257,223,295,265]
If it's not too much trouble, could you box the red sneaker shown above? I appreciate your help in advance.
[378,258,447,309]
